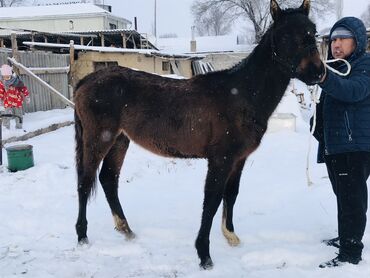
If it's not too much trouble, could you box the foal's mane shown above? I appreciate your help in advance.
[193,6,308,79]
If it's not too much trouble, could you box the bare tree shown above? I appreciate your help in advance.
[192,3,233,36]
[191,0,336,42]
[0,0,29,7]
[361,3,370,27]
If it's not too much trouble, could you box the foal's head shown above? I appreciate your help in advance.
[269,0,325,85]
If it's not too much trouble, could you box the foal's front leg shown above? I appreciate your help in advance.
[195,156,234,269]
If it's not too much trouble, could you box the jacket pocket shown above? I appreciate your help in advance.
[344,111,353,142]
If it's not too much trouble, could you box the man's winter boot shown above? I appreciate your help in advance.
[319,253,361,268]
[319,238,363,268]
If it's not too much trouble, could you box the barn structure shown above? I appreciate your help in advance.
[0,2,207,113]
[0,2,130,33]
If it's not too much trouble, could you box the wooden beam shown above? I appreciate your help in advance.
[10,32,20,75]
[21,67,70,74]
[100,33,105,47]
[69,40,75,66]
[121,32,127,48]
[132,35,136,49]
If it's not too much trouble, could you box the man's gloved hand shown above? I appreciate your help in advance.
[25,97,31,104]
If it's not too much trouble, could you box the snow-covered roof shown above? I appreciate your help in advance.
[157,35,254,55]
[22,41,203,60]
[0,3,129,23]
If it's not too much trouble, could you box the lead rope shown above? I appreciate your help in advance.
[306,58,351,186]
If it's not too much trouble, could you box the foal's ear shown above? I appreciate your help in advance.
[270,0,282,21]
[299,0,310,16]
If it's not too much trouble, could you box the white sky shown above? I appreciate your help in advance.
[104,0,369,37]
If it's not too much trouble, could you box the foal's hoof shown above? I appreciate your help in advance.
[200,257,214,270]
[222,226,241,247]
[225,232,240,247]
[78,237,89,245]
[115,227,136,241]
[125,231,136,241]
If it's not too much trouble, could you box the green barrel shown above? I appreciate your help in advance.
[6,144,34,172]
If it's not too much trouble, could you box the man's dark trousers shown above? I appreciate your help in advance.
[325,151,370,258]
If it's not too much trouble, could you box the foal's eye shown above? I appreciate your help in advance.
[306,30,313,36]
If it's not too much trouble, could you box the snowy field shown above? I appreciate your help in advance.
[0,105,369,278]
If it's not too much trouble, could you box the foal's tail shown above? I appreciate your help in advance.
[74,110,84,183]
[74,110,98,199]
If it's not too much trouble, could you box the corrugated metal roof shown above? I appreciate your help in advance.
[63,29,137,35]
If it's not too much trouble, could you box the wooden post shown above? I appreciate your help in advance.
[30,32,35,51]
[121,32,126,48]
[11,32,20,75]
[80,37,84,45]
[100,33,105,47]
[0,38,4,48]
[132,35,136,49]
[69,40,75,66]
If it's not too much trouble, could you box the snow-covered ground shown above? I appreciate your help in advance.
[0,100,369,277]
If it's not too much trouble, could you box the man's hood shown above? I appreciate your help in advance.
[328,17,367,61]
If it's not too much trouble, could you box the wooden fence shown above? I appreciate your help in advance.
[0,51,70,113]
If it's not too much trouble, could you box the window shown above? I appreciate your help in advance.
[162,61,170,71]
[109,23,117,30]
[93,61,118,71]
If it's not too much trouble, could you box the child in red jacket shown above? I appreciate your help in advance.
[0,64,30,129]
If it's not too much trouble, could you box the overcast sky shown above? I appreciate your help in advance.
[104,0,369,38]
[33,0,368,37]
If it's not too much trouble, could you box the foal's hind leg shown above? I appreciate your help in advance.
[76,141,111,244]
[99,134,135,240]
[222,158,246,246]
[195,156,235,269]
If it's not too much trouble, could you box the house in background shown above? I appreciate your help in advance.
[0,2,131,33]
[157,35,254,74]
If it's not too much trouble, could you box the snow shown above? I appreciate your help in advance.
[0,3,112,19]
[1,94,369,277]
[1,108,73,141]
[157,35,254,55]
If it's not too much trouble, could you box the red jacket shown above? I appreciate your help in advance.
[0,80,29,108]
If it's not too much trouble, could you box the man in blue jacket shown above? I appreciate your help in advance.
[313,17,370,268]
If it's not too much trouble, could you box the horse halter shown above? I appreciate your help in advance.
[270,30,318,78]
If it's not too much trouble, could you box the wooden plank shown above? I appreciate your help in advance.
[11,32,20,75]
[20,67,70,75]
[69,40,75,65]
[170,60,181,76]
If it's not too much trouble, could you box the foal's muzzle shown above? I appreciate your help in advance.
[295,47,325,85]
